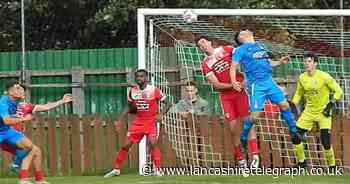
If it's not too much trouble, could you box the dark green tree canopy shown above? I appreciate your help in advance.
[0,0,347,51]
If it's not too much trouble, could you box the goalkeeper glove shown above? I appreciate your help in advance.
[323,100,336,117]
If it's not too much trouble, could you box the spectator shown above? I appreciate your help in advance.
[174,81,209,118]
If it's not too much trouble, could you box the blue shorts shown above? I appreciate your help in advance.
[247,79,286,112]
[0,128,25,147]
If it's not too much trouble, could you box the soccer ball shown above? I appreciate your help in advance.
[182,9,198,23]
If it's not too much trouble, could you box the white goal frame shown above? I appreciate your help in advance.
[137,8,350,175]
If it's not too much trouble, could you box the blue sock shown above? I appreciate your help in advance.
[13,149,29,166]
[240,117,253,143]
[280,108,297,134]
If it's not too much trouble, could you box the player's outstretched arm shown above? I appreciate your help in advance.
[206,74,234,91]
[34,94,73,112]
[269,55,290,67]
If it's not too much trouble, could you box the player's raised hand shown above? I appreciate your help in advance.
[62,94,73,103]
[232,81,242,92]
[280,55,290,65]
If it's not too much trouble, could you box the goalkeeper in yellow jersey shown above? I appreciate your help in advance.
[292,53,343,170]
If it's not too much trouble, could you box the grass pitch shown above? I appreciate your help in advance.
[0,174,349,184]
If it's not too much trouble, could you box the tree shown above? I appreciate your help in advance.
[0,0,347,51]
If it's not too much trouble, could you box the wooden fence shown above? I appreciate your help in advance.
[0,114,349,176]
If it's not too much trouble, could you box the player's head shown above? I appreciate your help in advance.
[235,29,254,44]
[195,36,214,55]
[303,52,318,73]
[184,81,199,102]
[5,79,25,100]
[135,69,149,86]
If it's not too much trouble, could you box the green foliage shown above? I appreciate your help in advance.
[0,0,345,51]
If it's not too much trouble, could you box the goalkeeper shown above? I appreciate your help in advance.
[292,53,343,169]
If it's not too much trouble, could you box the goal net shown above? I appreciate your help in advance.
[138,9,350,172]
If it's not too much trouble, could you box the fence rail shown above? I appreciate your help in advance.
[0,114,349,176]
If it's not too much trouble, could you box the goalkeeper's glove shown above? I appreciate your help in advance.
[323,100,336,117]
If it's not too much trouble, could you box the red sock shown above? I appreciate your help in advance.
[233,146,244,161]
[19,169,29,180]
[114,148,129,169]
[152,148,161,169]
[248,139,260,155]
[34,171,44,181]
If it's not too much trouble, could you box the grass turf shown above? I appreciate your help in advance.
[0,174,349,184]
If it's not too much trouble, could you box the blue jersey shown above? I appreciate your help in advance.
[232,42,272,84]
[0,96,19,132]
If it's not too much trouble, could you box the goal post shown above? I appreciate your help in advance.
[137,8,350,175]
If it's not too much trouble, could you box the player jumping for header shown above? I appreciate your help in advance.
[196,36,260,168]
[230,30,301,156]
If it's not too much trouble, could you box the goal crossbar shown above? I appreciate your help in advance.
[138,9,350,16]
[138,9,350,69]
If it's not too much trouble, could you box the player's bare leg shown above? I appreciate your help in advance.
[104,141,133,178]
[18,143,35,184]
[16,137,49,184]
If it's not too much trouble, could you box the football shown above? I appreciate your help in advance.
[182,9,198,23]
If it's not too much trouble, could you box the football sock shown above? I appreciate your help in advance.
[114,148,129,169]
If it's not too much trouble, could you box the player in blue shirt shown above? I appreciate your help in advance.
[0,80,49,184]
[230,30,301,149]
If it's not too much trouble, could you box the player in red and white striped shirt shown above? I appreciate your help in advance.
[104,69,171,177]
[197,36,260,168]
